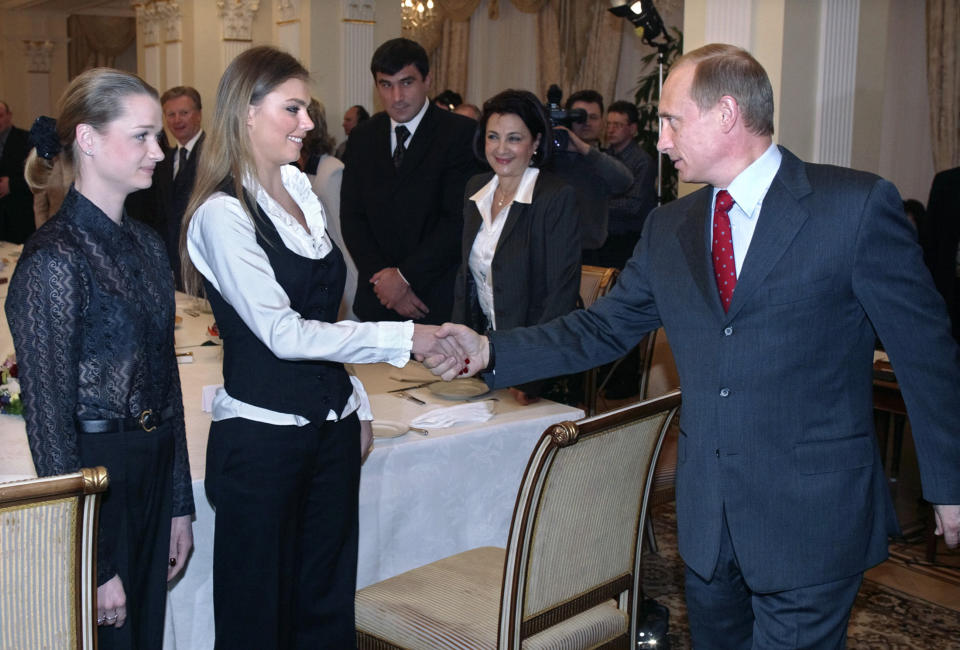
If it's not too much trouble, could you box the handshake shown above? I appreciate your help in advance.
[411,324,489,381]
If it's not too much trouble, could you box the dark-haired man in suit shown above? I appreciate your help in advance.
[0,101,34,244]
[341,38,477,324]
[430,43,960,648]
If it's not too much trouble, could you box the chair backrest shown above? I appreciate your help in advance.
[497,391,681,648]
[579,265,619,309]
[0,467,109,650]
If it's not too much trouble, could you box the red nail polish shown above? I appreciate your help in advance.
[465,358,470,364]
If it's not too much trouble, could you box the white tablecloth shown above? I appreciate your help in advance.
[0,250,584,649]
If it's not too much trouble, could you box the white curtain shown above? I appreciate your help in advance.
[465,0,539,107]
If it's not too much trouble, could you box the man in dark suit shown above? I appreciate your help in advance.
[429,44,960,648]
[129,87,204,290]
[0,101,35,243]
[341,38,477,324]
[924,166,960,341]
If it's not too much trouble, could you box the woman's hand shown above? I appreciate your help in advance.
[509,388,540,406]
[168,515,193,581]
[360,419,374,463]
[97,574,126,628]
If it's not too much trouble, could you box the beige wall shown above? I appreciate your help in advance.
[0,9,70,130]
[681,0,933,201]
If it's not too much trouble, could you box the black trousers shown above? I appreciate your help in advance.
[205,413,361,649]
[78,424,174,650]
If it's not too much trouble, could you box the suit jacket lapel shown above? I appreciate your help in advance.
[677,187,724,317]
[725,148,812,320]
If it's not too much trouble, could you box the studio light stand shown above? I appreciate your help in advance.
[609,0,674,206]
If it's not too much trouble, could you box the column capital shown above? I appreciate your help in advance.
[22,40,55,74]
[218,0,261,41]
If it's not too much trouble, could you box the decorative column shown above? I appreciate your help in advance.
[812,0,860,166]
[160,2,184,88]
[23,40,56,118]
[342,0,376,118]
[219,0,260,65]
[136,1,164,89]
[276,0,301,56]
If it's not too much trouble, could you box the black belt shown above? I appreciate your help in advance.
[77,406,175,434]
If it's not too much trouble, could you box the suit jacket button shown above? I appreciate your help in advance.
[719,388,730,397]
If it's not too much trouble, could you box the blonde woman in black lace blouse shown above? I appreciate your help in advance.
[6,69,193,649]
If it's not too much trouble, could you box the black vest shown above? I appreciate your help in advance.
[204,184,353,422]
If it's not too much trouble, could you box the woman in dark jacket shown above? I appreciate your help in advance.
[452,89,581,404]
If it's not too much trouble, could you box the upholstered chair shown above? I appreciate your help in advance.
[356,391,681,649]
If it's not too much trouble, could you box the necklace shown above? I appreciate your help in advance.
[493,185,516,213]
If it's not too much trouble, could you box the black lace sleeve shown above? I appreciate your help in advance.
[6,245,85,477]
[5,243,118,583]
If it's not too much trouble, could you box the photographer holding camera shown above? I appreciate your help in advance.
[545,88,632,262]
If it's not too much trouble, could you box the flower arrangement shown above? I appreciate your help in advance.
[0,355,23,416]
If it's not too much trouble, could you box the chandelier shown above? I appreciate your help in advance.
[401,0,436,31]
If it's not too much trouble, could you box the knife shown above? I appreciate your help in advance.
[386,380,438,393]
[392,392,426,405]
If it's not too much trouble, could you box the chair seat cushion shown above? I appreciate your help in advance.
[355,546,628,650]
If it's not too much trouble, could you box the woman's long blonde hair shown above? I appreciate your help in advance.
[180,46,309,296]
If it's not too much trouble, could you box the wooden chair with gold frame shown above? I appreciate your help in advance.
[0,467,109,649]
[580,265,620,414]
[355,391,681,649]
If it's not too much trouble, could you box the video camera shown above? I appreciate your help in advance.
[545,84,586,151]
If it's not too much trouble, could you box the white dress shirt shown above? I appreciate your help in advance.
[187,165,414,425]
[711,143,782,277]
[468,167,540,330]
[389,98,430,154]
[173,130,204,178]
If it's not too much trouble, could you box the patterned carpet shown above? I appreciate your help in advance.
[641,506,960,649]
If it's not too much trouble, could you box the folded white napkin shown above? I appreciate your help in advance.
[411,401,495,429]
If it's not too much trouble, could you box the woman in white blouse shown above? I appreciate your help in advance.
[452,89,581,405]
[300,98,358,321]
[180,46,457,648]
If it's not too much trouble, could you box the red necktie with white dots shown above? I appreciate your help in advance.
[712,190,736,312]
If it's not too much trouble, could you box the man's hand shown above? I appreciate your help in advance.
[933,504,960,548]
[552,126,591,156]
[420,323,489,381]
[168,515,193,581]
[371,267,429,319]
[0,176,9,199]
[97,574,127,628]
[509,387,540,406]
[412,324,466,375]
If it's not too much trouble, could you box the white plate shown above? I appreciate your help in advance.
[372,419,409,438]
[426,378,489,400]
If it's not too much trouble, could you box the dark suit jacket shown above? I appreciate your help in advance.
[924,166,960,336]
[0,126,35,244]
[452,170,580,396]
[340,104,477,324]
[486,147,960,592]
[160,134,204,288]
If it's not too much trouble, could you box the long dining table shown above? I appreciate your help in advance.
[0,241,584,649]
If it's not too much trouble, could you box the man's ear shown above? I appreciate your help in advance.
[717,95,738,133]
[424,73,433,92]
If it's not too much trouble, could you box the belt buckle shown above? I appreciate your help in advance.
[139,409,157,432]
